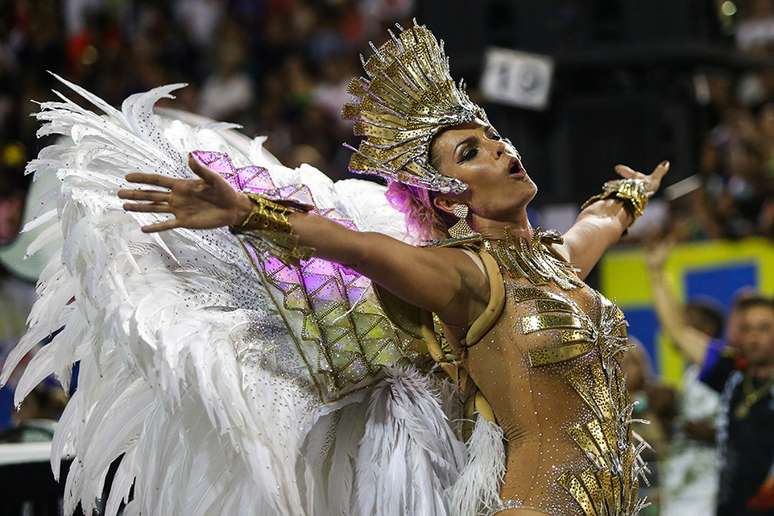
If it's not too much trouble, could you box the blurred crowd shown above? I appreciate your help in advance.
[0,0,415,245]
[664,0,774,241]
[0,0,416,439]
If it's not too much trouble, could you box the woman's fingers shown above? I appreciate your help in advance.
[118,189,170,202]
[615,161,670,181]
[125,172,177,189]
[188,153,221,184]
[141,219,181,233]
[123,202,174,213]
[614,164,637,178]
[651,160,670,180]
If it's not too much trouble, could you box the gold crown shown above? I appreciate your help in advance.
[342,21,488,194]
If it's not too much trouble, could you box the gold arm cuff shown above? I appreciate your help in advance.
[581,178,649,223]
[230,193,314,265]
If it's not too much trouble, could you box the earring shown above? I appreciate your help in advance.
[448,204,477,239]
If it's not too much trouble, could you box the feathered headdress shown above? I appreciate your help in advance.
[343,20,489,194]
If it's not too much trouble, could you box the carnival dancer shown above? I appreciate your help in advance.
[3,22,667,516]
[119,22,668,515]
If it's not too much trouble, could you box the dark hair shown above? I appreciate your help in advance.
[733,294,774,313]
[685,300,725,338]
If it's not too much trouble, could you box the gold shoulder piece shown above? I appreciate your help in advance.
[464,251,505,347]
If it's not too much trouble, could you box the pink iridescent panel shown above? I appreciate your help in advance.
[190,150,419,399]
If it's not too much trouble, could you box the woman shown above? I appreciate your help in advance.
[3,22,666,516]
[118,22,669,515]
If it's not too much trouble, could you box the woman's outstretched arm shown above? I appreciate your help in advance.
[556,161,670,279]
[118,154,489,326]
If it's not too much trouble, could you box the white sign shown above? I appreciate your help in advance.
[481,47,554,110]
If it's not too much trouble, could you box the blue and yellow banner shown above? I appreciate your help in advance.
[600,238,774,386]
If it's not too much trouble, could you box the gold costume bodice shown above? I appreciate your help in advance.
[444,233,647,516]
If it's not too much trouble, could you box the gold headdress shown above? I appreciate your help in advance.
[343,21,489,194]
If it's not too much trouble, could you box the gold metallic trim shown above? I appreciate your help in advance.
[558,472,597,516]
[568,424,607,471]
[527,341,594,367]
[232,193,314,265]
[579,469,605,516]
[464,251,506,347]
[520,313,587,334]
[484,229,583,291]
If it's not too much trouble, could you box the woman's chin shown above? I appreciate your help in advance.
[493,192,537,218]
[512,179,538,204]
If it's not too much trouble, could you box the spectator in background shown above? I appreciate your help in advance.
[173,0,224,49]
[696,103,771,239]
[647,241,774,515]
[756,102,774,237]
[622,339,675,458]
[736,0,774,106]
[199,38,254,121]
[736,0,774,55]
[656,295,724,516]
[0,384,67,443]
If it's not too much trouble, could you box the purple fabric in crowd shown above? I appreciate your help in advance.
[699,338,727,382]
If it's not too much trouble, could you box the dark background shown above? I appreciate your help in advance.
[419,0,768,201]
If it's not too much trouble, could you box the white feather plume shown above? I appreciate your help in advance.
[447,416,506,516]
[0,76,493,515]
[356,368,465,516]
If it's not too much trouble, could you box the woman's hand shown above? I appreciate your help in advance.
[614,160,670,197]
[118,154,253,233]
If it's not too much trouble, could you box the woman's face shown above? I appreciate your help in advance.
[430,121,537,221]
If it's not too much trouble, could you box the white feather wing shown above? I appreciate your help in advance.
[1,77,468,516]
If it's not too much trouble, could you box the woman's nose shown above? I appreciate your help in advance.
[493,139,506,158]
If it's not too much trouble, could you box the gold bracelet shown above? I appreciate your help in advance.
[232,194,297,233]
[230,193,314,264]
[581,178,649,222]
